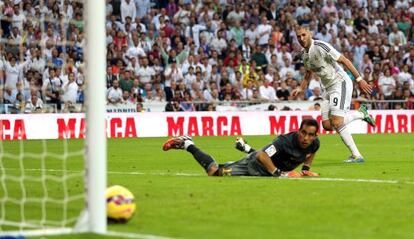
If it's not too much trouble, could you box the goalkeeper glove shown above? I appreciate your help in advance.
[235,137,252,153]
[300,165,319,177]
[280,171,302,178]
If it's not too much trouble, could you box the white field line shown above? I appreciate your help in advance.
[106,230,176,239]
[0,228,175,239]
[3,168,414,186]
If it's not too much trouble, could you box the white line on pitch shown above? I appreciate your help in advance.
[106,230,176,239]
[280,177,400,184]
[3,168,414,185]
[0,229,175,239]
[97,171,414,185]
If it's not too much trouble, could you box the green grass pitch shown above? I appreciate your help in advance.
[1,133,414,239]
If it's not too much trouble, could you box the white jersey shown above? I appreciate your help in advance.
[302,40,346,89]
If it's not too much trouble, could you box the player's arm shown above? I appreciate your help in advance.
[291,70,312,97]
[255,151,282,176]
[337,55,372,95]
[301,153,319,177]
[303,153,315,168]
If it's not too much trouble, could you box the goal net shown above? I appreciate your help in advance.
[0,139,85,234]
[0,0,106,236]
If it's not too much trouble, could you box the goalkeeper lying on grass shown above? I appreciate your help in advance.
[163,118,320,177]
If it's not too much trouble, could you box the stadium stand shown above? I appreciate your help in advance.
[0,0,413,113]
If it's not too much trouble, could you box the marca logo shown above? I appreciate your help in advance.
[268,115,335,135]
[1,110,413,140]
[166,116,242,136]
[367,114,414,133]
[0,119,27,140]
[57,117,138,139]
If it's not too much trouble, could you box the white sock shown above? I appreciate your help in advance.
[244,144,251,153]
[344,111,364,125]
[184,140,194,150]
[337,124,362,157]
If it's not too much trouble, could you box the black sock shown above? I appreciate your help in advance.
[187,145,217,172]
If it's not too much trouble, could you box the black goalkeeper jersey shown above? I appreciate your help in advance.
[261,132,320,171]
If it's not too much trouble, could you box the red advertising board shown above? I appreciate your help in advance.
[0,111,413,140]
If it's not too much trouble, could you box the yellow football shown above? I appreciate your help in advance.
[106,185,136,223]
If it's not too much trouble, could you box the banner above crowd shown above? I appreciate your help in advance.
[0,111,413,140]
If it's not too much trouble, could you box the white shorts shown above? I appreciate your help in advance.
[321,74,353,121]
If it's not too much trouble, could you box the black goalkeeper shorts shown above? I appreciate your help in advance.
[219,152,271,177]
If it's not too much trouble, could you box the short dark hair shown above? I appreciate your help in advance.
[300,118,319,132]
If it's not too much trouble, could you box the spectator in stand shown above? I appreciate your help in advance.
[231,20,244,47]
[257,16,271,47]
[403,88,414,109]
[164,58,183,101]
[107,79,123,104]
[43,67,63,111]
[4,54,29,90]
[127,35,146,60]
[398,64,412,85]
[223,51,238,68]
[119,68,135,92]
[308,87,323,101]
[137,57,155,85]
[250,87,265,103]
[321,0,338,17]
[378,68,396,100]
[279,57,295,80]
[136,102,144,112]
[210,29,227,57]
[251,45,268,70]
[106,65,118,88]
[180,90,194,111]
[62,72,78,104]
[30,48,46,73]
[389,24,407,47]
[315,27,332,43]
[245,23,258,47]
[13,92,25,113]
[259,79,277,102]
[267,53,278,73]
[359,54,374,74]
[25,93,43,113]
[121,90,135,104]
[3,86,17,104]
[120,0,136,23]
[277,81,290,101]
[354,10,369,32]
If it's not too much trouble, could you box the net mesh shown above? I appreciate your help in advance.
[0,0,90,233]
[0,129,86,231]
[0,0,104,234]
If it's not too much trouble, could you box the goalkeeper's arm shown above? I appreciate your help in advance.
[235,137,255,154]
[301,153,319,177]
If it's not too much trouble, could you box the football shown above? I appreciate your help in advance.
[106,185,136,223]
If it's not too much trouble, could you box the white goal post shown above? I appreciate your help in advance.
[84,0,107,234]
[0,0,107,237]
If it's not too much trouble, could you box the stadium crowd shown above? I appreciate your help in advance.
[0,0,414,113]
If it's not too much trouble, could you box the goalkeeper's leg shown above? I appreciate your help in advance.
[235,137,255,154]
[163,136,219,175]
[186,144,220,176]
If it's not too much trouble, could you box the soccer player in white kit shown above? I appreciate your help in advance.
[292,26,376,163]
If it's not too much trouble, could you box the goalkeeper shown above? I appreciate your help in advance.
[163,118,320,177]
